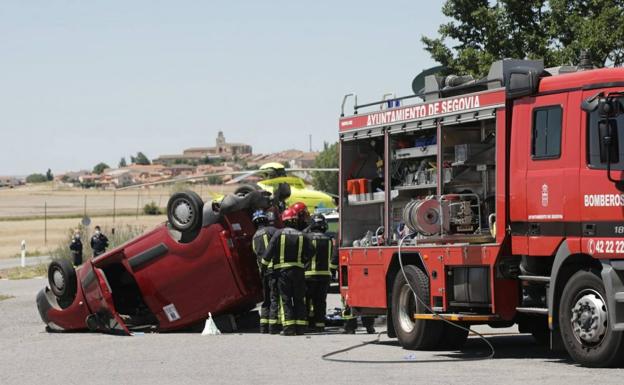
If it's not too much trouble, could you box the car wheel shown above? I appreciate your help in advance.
[48,259,77,305]
[391,265,443,350]
[167,191,203,232]
[234,184,260,196]
[559,270,624,367]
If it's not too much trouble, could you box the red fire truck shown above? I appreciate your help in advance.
[338,59,624,367]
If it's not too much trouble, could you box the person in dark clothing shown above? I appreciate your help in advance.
[304,214,337,332]
[262,208,313,336]
[90,226,109,257]
[251,209,279,334]
[342,305,376,334]
[69,229,83,266]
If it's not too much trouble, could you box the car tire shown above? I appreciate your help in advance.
[391,265,443,350]
[48,259,77,305]
[167,191,204,232]
[559,270,624,367]
[234,184,260,196]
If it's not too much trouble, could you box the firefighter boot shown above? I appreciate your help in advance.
[281,326,296,336]
[363,316,376,334]
[260,324,269,334]
[343,318,357,334]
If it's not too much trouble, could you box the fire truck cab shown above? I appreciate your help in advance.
[338,59,624,367]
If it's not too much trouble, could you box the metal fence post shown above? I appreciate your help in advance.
[44,201,47,244]
[20,240,26,268]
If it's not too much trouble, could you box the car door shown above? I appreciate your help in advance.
[81,261,130,334]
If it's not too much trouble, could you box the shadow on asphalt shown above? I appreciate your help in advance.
[373,334,572,364]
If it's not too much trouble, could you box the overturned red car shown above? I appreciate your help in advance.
[37,190,273,334]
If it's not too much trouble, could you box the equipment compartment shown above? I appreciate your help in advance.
[388,116,497,244]
[340,137,387,247]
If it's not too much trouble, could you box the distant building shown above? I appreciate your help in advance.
[54,170,90,185]
[248,150,318,169]
[78,174,101,186]
[100,169,134,188]
[152,131,252,165]
[0,176,23,188]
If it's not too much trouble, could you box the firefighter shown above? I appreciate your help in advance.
[90,226,109,257]
[251,209,279,334]
[69,229,83,266]
[262,208,313,336]
[304,214,337,332]
[290,201,310,231]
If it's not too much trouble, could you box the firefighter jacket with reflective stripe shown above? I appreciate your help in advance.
[262,228,312,270]
[252,226,277,269]
[304,232,337,277]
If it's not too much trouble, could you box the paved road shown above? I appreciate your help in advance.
[1,279,623,385]
[0,255,51,270]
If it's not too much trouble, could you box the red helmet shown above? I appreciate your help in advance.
[291,202,308,216]
[281,208,297,222]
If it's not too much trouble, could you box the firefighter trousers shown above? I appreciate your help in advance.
[268,273,283,328]
[277,267,307,330]
[260,271,272,326]
[305,276,330,328]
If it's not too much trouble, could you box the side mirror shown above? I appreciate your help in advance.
[598,119,619,163]
[599,99,620,118]
[581,96,600,112]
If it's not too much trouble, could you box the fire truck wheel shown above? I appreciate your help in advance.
[559,270,624,367]
[167,191,204,233]
[438,322,469,350]
[391,265,444,350]
[47,259,77,306]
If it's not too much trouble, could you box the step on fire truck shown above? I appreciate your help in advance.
[338,58,624,367]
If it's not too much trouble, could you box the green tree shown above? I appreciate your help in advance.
[131,152,151,165]
[93,162,110,175]
[118,157,127,168]
[549,0,624,67]
[422,0,624,78]
[143,201,162,215]
[312,142,338,196]
[26,173,47,183]
[45,168,53,181]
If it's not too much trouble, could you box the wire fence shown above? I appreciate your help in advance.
[0,183,234,259]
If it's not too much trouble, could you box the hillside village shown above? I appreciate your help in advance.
[0,132,319,189]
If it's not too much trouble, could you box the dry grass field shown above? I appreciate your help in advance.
[0,214,166,259]
[0,183,236,259]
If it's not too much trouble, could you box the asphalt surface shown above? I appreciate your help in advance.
[1,278,624,385]
[0,255,50,270]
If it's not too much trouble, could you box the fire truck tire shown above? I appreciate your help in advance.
[438,322,469,350]
[559,270,624,367]
[47,259,77,306]
[391,265,444,350]
[167,191,203,233]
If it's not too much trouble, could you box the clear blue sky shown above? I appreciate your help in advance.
[0,0,445,176]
